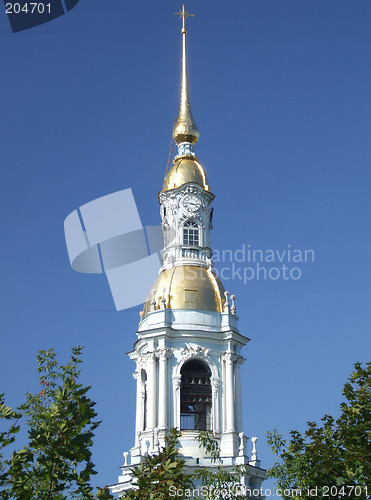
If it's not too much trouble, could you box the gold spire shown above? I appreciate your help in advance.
[173,4,199,145]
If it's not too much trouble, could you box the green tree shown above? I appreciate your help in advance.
[267,362,371,500]
[0,346,114,500]
[121,430,250,499]
[0,395,21,490]
[194,432,249,499]
[121,428,192,499]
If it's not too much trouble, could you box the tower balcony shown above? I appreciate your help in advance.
[181,246,201,259]
[162,245,212,268]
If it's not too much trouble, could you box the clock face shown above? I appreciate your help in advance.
[183,194,201,212]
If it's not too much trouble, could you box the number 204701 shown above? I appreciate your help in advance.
[5,3,51,14]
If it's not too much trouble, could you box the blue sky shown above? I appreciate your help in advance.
[1,0,370,493]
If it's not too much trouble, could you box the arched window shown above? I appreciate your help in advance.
[180,360,212,431]
[183,220,199,246]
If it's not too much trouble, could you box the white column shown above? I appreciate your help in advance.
[211,377,220,434]
[133,370,142,446]
[224,352,236,433]
[157,349,170,429]
[146,353,157,430]
[235,357,244,433]
[222,358,226,432]
[173,375,182,429]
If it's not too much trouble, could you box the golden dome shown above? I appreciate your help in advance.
[162,157,210,192]
[173,105,199,145]
[142,265,225,319]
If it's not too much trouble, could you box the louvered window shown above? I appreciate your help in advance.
[180,360,212,431]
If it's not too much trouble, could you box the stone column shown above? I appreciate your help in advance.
[157,349,170,429]
[146,353,157,430]
[172,375,182,429]
[133,369,142,446]
[235,356,244,433]
[224,352,236,433]
[211,377,220,434]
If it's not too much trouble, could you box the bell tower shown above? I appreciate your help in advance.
[111,5,266,496]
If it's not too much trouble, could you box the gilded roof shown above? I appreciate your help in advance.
[142,265,225,320]
[162,157,210,192]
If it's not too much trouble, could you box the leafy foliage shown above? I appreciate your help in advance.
[194,432,249,499]
[121,430,250,499]
[0,347,114,500]
[0,395,21,489]
[121,428,192,499]
[267,362,371,499]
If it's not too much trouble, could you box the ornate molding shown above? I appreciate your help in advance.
[211,377,220,392]
[179,344,211,364]
[173,344,219,380]
[156,348,172,361]
[172,375,182,392]
[144,352,157,364]
[140,386,146,401]
[222,351,238,364]
[176,142,196,158]
[178,212,204,227]
[161,193,179,216]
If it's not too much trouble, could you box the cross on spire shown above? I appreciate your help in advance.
[174,4,194,33]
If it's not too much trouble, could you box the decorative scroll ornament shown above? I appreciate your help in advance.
[180,344,210,362]
[222,351,237,363]
[173,375,182,392]
[211,378,220,392]
[177,344,218,379]
[144,352,157,364]
[168,195,179,215]
[178,212,204,227]
[156,348,172,361]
